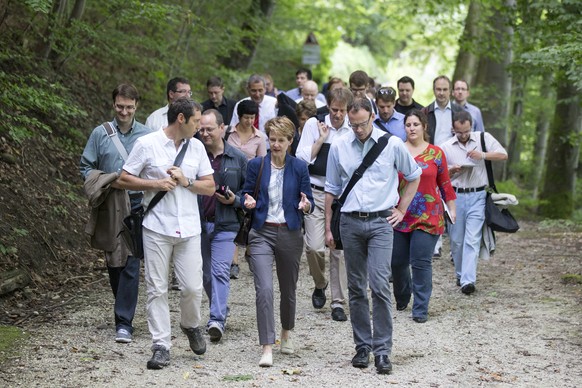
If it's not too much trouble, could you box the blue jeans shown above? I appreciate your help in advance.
[449,191,486,286]
[341,214,393,356]
[201,222,236,331]
[392,230,439,319]
[107,195,143,333]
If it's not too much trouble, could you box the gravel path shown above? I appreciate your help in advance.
[1,222,581,387]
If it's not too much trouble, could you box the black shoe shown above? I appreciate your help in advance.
[461,283,476,295]
[374,355,392,374]
[312,284,327,309]
[230,263,240,279]
[331,307,347,321]
[432,247,442,259]
[147,345,170,369]
[181,326,206,355]
[413,316,428,323]
[352,348,370,368]
[396,303,408,311]
[456,278,461,287]
[171,274,180,291]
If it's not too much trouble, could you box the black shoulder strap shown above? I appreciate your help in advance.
[338,133,391,205]
[373,118,390,133]
[145,140,190,213]
[481,132,498,193]
[224,125,233,141]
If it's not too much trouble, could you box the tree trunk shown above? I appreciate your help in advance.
[532,73,553,199]
[538,71,581,219]
[473,0,515,181]
[452,1,481,86]
[219,0,275,71]
[505,74,526,180]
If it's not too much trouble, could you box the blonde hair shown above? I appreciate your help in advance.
[265,116,295,140]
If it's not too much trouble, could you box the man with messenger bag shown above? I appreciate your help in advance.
[80,83,153,345]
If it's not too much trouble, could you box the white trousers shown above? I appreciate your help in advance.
[143,227,203,350]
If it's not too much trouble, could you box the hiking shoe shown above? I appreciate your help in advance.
[432,247,442,259]
[312,284,327,309]
[207,322,223,343]
[181,326,206,355]
[115,328,132,343]
[147,345,170,369]
[230,263,240,279]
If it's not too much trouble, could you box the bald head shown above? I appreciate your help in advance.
[301,80,319,101]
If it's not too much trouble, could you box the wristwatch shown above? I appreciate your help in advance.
[185,178,193,188]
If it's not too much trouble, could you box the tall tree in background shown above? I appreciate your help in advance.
[452,1,481,86]
[473,0,515,180]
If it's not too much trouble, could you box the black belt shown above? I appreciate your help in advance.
[347,210,392,219]
[453,186,486,193]
[129,193,143,200]
[310,183,324,191]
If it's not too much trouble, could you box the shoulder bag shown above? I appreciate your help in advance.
[331,133,391,249]
[119,140,190,258]
[481,133,519,233]
[234,156,265,246]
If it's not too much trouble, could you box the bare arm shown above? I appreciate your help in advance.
[324,192,337,249]
[387,177,420,227]
[117,170,177,192]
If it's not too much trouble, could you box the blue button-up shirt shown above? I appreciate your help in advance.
[325,127,422,212]
[373,110,406,141]
[80,118,153,179]
[461,102,485,133]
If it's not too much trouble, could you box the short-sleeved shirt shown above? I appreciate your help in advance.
[145,105,168,131]
[395,144,456,235]
[441,131,507,189]
[122,130,214,238]
[325,127,422,212]
[227,126,267,160]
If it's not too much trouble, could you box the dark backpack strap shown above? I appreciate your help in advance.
[480,132,498,193]
[373,118,390,133]
[338,133,391,205]
[145,139,190,213]
[224,125,233,141]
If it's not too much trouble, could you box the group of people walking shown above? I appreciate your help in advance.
[81,70,507,374]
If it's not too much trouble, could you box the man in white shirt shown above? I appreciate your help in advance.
[145,77,192,131]
[295,80,326,109]
[441,111,507,295]
[296,88,353,322]
[118,98,215,370]
[229,74,277,139]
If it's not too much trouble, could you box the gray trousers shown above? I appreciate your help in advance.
[248,224,304,345]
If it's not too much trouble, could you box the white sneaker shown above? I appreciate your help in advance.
[280,337,294,354]
[259,352,273,367]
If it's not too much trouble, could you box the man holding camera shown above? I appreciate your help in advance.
[198,109,248,342]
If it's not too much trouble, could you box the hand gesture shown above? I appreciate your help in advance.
[298,192,310,213]
[167,166,187,187]
[317,121,330,141]
[325,230,336,249]
[244,193,256,209]
[158,177,177,191]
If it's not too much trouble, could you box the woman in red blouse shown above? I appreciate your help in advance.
[391,109,457,323]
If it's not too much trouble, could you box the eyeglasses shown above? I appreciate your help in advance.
[175,89,193,97]
[348,115,372,130]
[199,125,218,133]
[377,88,396,96]
[115,104,136,112]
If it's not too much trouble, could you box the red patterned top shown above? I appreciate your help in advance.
[395,144,456,235]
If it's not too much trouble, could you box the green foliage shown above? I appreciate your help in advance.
[0,68,88,143]
[495,180,540,221]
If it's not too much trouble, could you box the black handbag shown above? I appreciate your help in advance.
[119,140,190,258]
[481,133,519,233]
[234,157,265,246]
[331,133,391,250]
